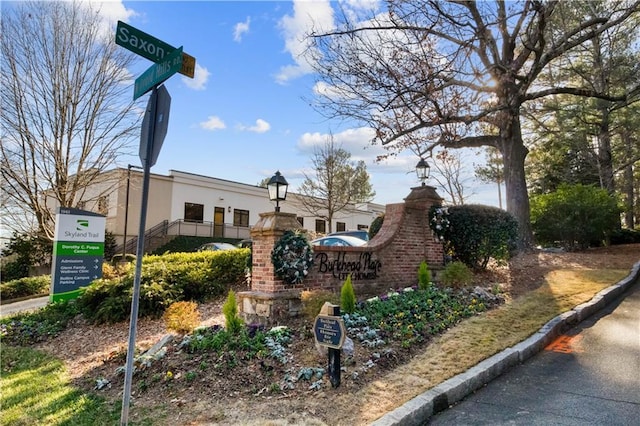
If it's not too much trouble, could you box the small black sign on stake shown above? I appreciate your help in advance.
[313,304,346,387]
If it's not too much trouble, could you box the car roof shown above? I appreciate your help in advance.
[312,235,367,246]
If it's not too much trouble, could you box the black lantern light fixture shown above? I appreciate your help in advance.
[415,158,430,186]
[267,170,289,212]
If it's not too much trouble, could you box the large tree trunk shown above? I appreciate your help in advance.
[499,113,533,248]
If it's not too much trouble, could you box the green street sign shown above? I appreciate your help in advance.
[134,47,183,100]
[116,21,195,78]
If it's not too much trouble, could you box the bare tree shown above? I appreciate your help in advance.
[298,135,375,233]
[306,0,640,247]
[475,147,505,209]
[430,149,474,206]
[1,1,139,239]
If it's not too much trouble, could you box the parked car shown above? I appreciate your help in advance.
[196,242,239,252]
[328,230,369,241]
[311,235,367,247]
[237,239,252,249]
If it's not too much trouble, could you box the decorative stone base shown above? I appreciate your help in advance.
[237,290,302,325]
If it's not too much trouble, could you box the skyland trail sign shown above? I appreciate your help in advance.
[116,21,195,78]
[50,208,106,303]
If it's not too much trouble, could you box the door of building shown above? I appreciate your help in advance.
[214,207,225,237]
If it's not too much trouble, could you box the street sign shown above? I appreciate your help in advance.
[313,314,346,349]
[134,47,183,100]
[140,85,171,167]
[116,21,195,78]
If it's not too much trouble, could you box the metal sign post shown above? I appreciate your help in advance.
[120,85,159,425]
[115,21,193,425]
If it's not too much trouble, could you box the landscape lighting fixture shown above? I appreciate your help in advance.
[416,158,430,186]
[267,170,288,212]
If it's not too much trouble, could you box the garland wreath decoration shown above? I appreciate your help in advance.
[428,205,450,241]
[271,230,314,285]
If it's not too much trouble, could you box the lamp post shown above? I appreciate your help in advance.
[267,170,289,212]
[122,164,143,259]
[416,158,430,186]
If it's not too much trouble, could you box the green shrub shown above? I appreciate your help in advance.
[77,250,249,324]
[530,184,621,250]
[152,236,241,254]
[369,214,385,239]
[432,204,518,269]
[440,261,474,289]
[0,275,50,300]
[609,228,640,245]
[78,277,132,324]
[417,261,432,290]
[222,290,243,334]
[340,274,356,314]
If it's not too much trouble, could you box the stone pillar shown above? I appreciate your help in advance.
[237,211,304,324]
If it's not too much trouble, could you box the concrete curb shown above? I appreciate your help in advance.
[371,261,640,426]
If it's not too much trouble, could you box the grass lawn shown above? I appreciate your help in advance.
[0,346,121,426]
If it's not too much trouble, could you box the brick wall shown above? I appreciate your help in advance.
[240,186,445,320]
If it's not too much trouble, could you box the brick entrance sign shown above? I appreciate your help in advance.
[237,185,445,324]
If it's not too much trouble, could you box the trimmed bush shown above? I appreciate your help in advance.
[609,228,640,245]
[417,261,432,290]
[432,204,518,269]
[164,301,201,334]
[440,261,473,289]
[0,275,50,301]
[340,274,356,314]
[530,184,621,250]
[78,250,249,324]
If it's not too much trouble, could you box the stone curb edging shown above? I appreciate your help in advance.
[371,261,640,426]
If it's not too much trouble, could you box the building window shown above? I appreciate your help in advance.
[357,224,369,230]
[98,196,108,215]
[336,222,346,232]
[184,202,204,223]
[233,209,249,227]
[315,219,326,233]
[297,217,304,226]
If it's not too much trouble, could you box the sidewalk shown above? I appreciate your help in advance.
[0,296,49,318]
[372,260,640,425]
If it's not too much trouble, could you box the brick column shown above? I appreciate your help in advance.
[237,211,304,324]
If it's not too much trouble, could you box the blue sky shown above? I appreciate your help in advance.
[92,1,499,206]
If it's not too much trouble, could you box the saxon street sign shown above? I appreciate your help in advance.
[116,20,195,78]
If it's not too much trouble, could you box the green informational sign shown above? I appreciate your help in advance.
[50,208,106,303]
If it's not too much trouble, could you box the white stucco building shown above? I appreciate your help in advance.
[81,168,385,252]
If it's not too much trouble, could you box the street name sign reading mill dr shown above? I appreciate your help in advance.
[114,21,195,426]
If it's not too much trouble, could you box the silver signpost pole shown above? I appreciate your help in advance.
[120,86,158,425]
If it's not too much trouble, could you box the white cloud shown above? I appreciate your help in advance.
[234,17,251,42]
[238,119,271,133]
[200,116,226,131]
[276,0,334,84]
[83,0,137,38]
[182,63,210,90]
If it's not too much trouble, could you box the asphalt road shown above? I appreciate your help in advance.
[0,296,49,317]
[429,280,640,425]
